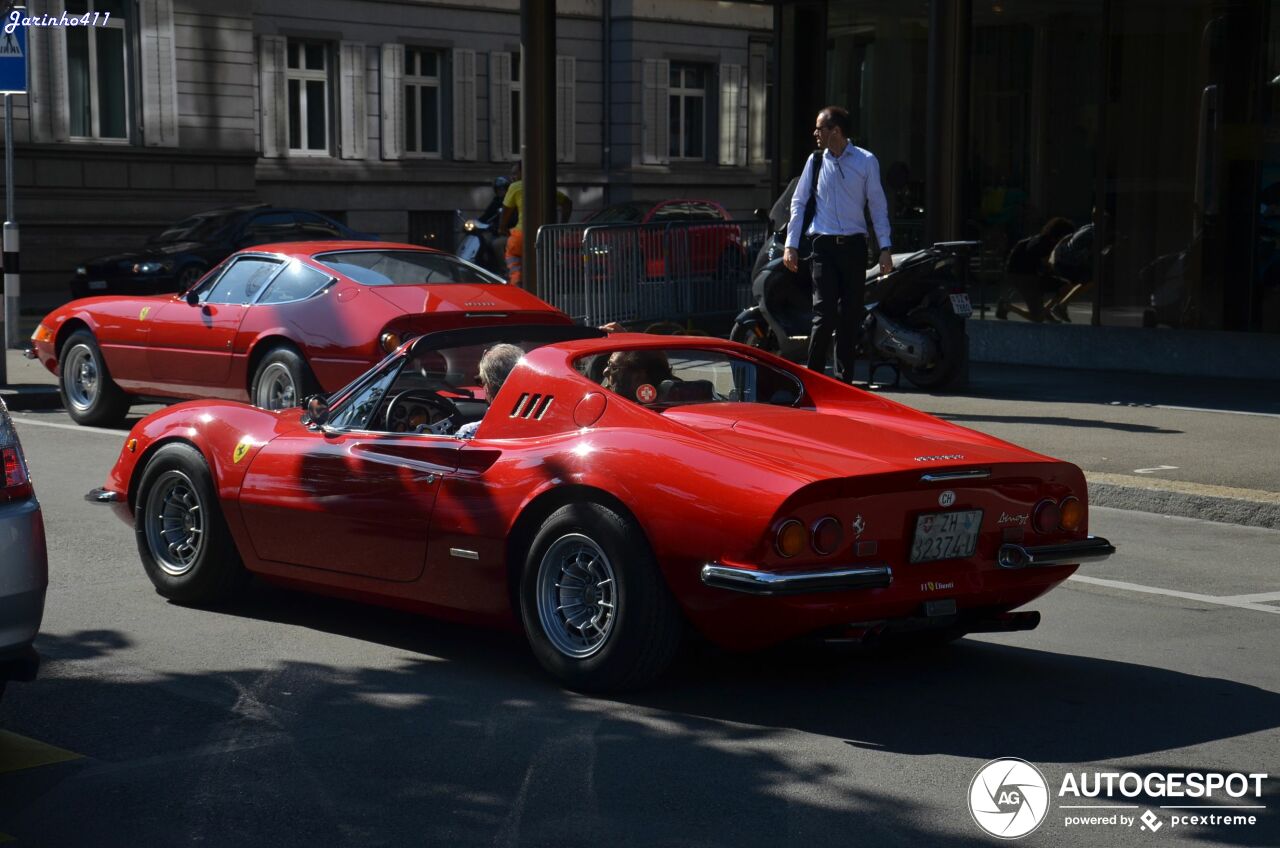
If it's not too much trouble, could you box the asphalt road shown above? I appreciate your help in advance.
[1,401,1278,847]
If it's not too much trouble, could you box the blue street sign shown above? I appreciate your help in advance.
[0,15,25,95]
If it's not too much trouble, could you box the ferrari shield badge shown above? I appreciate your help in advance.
[232,439,253,464]
[139,306,151,321]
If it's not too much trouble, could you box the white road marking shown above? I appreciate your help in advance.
[1216,591,1280,603]
[1133,465,1179,474]
[1156,404,1280,420]
[10,416,126,438]
[1069,575,1280,614]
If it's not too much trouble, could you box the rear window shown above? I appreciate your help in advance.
[316,250,504,286]
[576,348,802,408]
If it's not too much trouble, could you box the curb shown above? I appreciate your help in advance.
[1087,473,1280,531]
[0,385,61,412]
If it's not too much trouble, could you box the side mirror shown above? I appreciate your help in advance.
[301,394,330,427]
[185,290,200,306]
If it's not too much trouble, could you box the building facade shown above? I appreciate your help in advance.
[4,0,774,310]
[776,0,1280,335]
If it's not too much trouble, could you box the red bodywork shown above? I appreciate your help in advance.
[101,334,1094,651]
[31,241,570,402]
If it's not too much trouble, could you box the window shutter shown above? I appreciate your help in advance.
[748,43,767,164]
[555,55,575,163]
[452,49,477,161]
[139,0,179,147]
[718,64,745,166]
[25,11,66,142]
[258,35,287,158]
[380,43,404,160]
[641,58,669,165]
[338,42,368,159]
[489,51,512,162]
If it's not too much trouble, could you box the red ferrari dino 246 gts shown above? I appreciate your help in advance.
[93,324,1114,691]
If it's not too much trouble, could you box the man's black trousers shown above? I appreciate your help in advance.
[805,234,867,381]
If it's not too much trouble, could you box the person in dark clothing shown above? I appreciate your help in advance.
[997,217,1076,322]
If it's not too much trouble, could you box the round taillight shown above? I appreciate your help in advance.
[1033,499,1061,534]
[811,516,843,555]
[380,331,402,353]
[775,519,806,558]
[1059,496,1084,531]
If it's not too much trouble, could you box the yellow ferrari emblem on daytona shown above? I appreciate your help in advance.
[233,441,252,464]
[139,306,151,321]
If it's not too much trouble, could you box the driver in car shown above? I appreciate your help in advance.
[452,343,525,440]
[601,349,673,403]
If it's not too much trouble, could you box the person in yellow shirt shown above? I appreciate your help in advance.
[498,160,573,286]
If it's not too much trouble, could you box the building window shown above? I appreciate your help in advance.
[509,55,522,159]
[405,48,442,156]
[66,0,129,140]
[669,63,706,160]
[287,40,330,154]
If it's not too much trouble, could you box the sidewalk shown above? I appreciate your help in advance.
[5,349,1279,529]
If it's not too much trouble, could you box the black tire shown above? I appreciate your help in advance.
[902,307,966,390]
[251,346,319,411]
[729,319,779,353]
[175,265,206,293]
[519,502,683,692]
[58,330,130,427]
[134,443,247,605]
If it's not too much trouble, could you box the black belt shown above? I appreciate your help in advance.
[813,233,865,246]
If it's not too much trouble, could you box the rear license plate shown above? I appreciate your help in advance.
[949,293,972,317]
[910,509,982,563]
[88,280,107,291]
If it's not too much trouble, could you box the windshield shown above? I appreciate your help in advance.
[151,211,237,244]
[316,250,505,286]
[575,348,803,408]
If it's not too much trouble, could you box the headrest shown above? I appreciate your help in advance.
[658,379,715,403]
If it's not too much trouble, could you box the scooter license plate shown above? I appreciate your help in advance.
[948,293,973,317]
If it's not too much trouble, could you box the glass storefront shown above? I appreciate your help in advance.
[799,0,1278,334]
[826,1,931,250]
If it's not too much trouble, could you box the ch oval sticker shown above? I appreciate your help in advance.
[939,490,956,507]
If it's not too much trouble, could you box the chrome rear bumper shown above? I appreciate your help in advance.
[997,536,1115,569]
[700,562,893,596]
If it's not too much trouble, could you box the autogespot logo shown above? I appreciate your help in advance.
[969,758,1051,839]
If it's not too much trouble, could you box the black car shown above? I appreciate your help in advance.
[69,205,379,298]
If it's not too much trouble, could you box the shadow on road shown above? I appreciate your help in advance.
[5,590,1274,847]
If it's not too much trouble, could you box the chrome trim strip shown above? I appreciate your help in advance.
[701,562,893,596]
[997,536,1116,569]
[449,548,480,560]
[920,470,991,482]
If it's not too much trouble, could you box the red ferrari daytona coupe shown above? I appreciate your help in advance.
[93,324,1114,691]
[29,242,570,426]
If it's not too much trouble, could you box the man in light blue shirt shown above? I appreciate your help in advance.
[783,106,894,381]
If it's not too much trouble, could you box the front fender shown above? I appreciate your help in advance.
[106,401,301,510]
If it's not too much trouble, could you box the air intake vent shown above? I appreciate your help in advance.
[510,393,554,419]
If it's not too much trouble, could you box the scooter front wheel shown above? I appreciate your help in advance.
[729,320,779,353]
[902,307,967,390]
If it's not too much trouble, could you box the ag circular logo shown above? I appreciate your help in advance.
[968,758,1050,839]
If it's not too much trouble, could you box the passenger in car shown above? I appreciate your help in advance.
[602,350,673,403]
[454,343,525,440]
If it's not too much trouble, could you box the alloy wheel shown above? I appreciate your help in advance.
[536,533,619,658]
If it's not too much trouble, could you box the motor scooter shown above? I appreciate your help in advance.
[456,176,511,276]
[732,181,975,390]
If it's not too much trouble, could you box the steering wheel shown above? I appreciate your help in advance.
[384,390,459,434]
